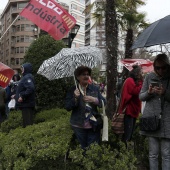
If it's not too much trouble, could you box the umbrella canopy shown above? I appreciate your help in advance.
[120,59,153,73]
[0,62,15,88]
[131,15,170,49]
[37,46,102,81]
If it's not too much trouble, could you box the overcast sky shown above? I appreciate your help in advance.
[1,0,170,22]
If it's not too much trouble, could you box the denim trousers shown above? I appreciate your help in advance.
[149,137,170,170]
[72,126,101,150]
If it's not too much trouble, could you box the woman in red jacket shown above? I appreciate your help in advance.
[118,65,143,146]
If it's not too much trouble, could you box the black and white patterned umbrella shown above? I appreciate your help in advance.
[37,46,102,80]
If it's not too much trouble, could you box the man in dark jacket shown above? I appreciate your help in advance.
[0,85,7,123]
[15,63,35,128]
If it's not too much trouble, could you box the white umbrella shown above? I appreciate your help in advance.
[37,46,102,87]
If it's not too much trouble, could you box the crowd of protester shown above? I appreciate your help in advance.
[1,53,170,169]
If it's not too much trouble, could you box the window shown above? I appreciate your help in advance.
[20,35,24,42]
[16,25,20,31]
[71,4,77,10]
[72,14,77,19]
[20,47,24,53]
[79,26,84,31]
[25,24,30,31]
[16,58,19,65]
[25,36,29,42]
[16,36,20,42]
[21,24,24,31]
[79,16,84,22]
[20,58,24,64]
[16,47,19,53]
[18,2,27,9]
[80,0,85,4]
[11,58,15,65]
[80,8,84,13]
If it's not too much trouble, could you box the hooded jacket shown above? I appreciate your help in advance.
[15,63,35,108]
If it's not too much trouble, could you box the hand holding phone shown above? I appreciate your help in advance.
[151,82,159,87]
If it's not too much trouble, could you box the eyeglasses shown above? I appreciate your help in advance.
[81,73,89,76]
[155,65,167,71]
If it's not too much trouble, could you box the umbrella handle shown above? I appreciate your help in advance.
[73,74,78,89]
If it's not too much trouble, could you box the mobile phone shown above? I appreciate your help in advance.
[151,82,159,87]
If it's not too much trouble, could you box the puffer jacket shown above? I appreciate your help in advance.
[15,63,35,108]
[139,72,170,138]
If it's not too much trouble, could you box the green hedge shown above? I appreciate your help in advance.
[0,109,148,169]
[0,115,73,169]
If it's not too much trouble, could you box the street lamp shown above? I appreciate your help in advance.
[63,24,80,48]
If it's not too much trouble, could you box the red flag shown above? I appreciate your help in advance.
[0,62,15,88]
[20,0,76,40]
[120,59,153,73]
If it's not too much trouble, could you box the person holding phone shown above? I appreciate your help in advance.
[139,53,170,170]
[118,65,143,147]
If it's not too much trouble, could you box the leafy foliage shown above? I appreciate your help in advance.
[0,109,73,170]
[0,110,22,133]
[0,108,149,169]
[23,35,74,110]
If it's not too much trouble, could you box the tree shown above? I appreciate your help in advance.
[24,35,74,111]
[117,0,148,80]
[105,0,118,119]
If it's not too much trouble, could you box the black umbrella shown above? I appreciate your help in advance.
[131,15,170,49]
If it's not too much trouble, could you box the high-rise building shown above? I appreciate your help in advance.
[0,0,40,72]
[68,0,85,47]
[0,0,81,72]
[85,0,106,75]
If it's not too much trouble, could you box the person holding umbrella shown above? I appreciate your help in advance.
[65,66,106,151]
[139,53,170,170]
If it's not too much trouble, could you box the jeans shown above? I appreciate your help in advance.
[72,126,101,150]
[149,137,170,170]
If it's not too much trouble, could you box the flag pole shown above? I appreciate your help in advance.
[0,15,20,41]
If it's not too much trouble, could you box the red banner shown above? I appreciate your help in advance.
[120,59,153,73]
[20,0,76,40]
[0,62,15,88]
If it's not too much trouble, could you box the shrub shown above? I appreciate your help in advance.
[34,108,70,124]
[0,110,22,133]
[0,116,73,170]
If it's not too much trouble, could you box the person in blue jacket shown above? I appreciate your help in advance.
[15,63,35,128]
[65,66,106,150]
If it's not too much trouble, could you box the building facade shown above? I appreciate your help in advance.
[0,0,82,71]
[69,0,85,47]
[85,0,106,75]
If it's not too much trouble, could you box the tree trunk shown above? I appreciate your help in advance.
[122,28,134,82]
[125,28,133,59]
[105,0,118,119]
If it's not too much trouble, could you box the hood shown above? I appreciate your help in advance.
[22,63,33,76]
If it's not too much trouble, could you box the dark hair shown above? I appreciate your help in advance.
[153,53,170,69]
[128,65,142,81]
[74,66,91,78]
[12,74,20,82]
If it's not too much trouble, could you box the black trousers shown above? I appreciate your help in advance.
[21,107,34,128]
[122,114,136,142]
